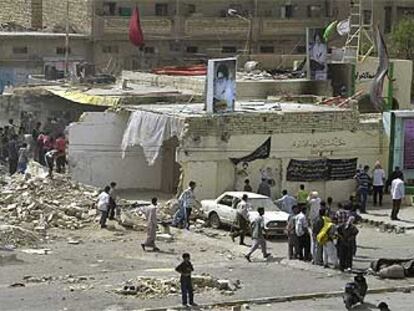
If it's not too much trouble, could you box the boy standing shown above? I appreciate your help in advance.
[97,186,111,229]
[175,253,196,307]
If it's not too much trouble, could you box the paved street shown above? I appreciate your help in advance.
[1,217,414,311]
[249,291,414,311]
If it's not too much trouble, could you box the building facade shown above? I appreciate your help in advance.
[0,0,413,75]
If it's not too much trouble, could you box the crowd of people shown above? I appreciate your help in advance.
[0,118,68,177]
[232,160,407,273]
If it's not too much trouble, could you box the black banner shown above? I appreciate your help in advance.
[286,158,357,182]
[230,137,271,165]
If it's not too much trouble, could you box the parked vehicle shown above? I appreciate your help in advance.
[201,192,289,237]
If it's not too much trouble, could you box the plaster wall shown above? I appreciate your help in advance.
[179,127,383,201]
[67,112,163,190]
[356,57,413,109]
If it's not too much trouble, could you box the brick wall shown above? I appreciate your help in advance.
[42,0,92,34]
[184,110,376,137]
[0,0,32,28]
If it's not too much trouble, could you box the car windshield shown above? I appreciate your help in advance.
[248,198,280,211]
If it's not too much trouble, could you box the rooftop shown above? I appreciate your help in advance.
[126,101,350,118]
[0,31,88,38]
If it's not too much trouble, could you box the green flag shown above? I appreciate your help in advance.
[323,20,338,42]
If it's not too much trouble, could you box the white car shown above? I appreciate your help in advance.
[201,192,289,237]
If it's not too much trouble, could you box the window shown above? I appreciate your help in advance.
[103,2,116,16]
[118,7,132,16]
[155,3,168,16]
[281,5,294,18]
[187,4,196,14]
[169,43,180,52]
[398,7,414,16]
[384,6,392,34]
[363,10,372,25]
[307,5,321,18]
[260,46,274,54]
[218,195,236,207]
[102,45,119,54]
[221,46,237,54]
[56,47,71,55]
[13,46,28,54]
[186,46,198,53]
[144,46,155,54]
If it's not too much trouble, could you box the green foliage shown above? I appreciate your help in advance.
[391,18,414,60]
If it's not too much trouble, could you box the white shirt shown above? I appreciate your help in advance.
[276,195,297,215]
[179,187,195,209]
[295,212,308,237]
[308,197,321,225]
[236,200,251,221]
[372,168,385,186]
[97,192,110,211]
[391,178,405,200]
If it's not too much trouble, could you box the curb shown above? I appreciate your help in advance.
[139,285,414,311]
[361,217,406,234]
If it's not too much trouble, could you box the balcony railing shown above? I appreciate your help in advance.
[97,16,329,38]
[185,17,250,36]
[261,18,328,36]
[99,16,173,35]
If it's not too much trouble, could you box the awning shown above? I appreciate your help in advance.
[45,87,121,107]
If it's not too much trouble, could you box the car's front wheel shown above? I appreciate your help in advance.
[209,212,221,229]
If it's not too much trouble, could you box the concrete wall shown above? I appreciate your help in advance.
[42,0,92,33]
[178,110,383,201]
[67,111,163,190]
[356,57,413,109]
[122,71,333,99]
[0,0,32,28]
[0,36,91,63]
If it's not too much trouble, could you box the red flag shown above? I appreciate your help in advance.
[129,7,144,47]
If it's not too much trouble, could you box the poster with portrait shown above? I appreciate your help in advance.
[306,28,328,81]
[206,57,236,113]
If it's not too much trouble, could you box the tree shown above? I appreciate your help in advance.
[391,18,414,60]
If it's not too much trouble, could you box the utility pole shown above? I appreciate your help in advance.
[64,0,70,77]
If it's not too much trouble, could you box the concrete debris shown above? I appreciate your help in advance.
[156,233,174,242]
[117,274,241,299]
[21,248,52,255]
[237,70,273,81]
[0,172,99,233]
[23,274,94,284]
[0,225,40,247]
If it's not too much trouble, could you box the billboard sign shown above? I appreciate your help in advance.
[206,57,236,113]
[306,28,328,81]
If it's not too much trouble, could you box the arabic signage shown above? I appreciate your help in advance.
[403,119,414,169]
[286,158,358,182]
[292,137,346,149]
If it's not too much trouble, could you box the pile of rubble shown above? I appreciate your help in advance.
[23,274,94,284]
[0,172,99,232]
[0,225,40,247]
[117,274,241,299]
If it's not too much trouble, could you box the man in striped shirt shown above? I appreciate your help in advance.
[355,165,371,213]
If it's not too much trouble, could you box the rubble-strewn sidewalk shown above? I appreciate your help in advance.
[361,204,414,233]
